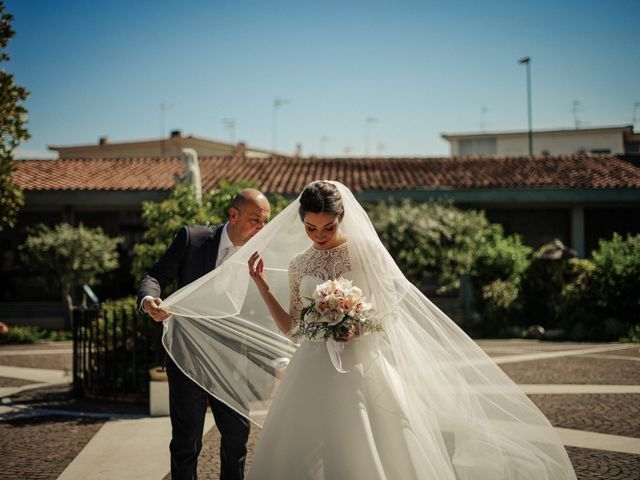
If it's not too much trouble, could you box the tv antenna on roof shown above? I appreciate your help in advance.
[572,100,582,129]
[222,118,236,143]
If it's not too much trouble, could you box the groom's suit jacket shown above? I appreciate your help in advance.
[137,224,223,357]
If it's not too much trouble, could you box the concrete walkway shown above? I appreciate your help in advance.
[0,364,71,397]
[491,343,635,364]
[57,416,215,480]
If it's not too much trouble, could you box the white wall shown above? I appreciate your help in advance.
[449,129,626,156]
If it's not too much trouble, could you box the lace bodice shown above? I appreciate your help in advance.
[288,242,352,335]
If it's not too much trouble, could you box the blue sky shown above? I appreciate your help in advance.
[6,0,640,158]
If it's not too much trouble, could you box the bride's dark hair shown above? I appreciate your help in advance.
[298,181,345,221]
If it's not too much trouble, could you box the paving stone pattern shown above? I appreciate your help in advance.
[0,415,105,480]
[499,355,640,385]
[163,422,262,480]
[169,428,640,480]
[529,394,640,438]
[8,383,147,416]
[0,376,35,387]
[589,348,640,359]
[567,447,640,480]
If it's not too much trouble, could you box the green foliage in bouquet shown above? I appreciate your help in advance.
[296,299,384,341]
[20,223,122,300]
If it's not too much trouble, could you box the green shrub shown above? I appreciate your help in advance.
[469,229,532,336]
[620,324,640,343]
[368,200,535,336]
[554,234,640,340]
[0,325,72,344]
[590,233,640,326]
[368,200,494,293]
[555,258,598,338]
[518,243,578,330]
[20,223,122,300]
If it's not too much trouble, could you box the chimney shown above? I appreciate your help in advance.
[233,141,247,157]
[99,136,109,146]
[170,129,182,139]
[295,143,303,158]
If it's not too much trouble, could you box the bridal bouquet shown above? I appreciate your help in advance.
[295,278,383,341]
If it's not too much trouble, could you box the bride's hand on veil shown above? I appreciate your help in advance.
[248,251,295,334]
[248,251,270,295]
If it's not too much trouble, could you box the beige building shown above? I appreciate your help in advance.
[442,125,639,156]
[48,130,275,159]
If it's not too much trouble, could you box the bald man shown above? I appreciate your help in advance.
[138,188,270,480]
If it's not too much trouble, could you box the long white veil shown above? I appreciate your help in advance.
[160,181,576,479]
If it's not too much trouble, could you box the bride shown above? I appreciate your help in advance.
[160,180,576,479]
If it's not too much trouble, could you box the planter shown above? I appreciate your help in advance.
[149,367,169,416]
[149,367,167,382]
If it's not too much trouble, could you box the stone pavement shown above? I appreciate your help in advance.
[0,339,639,479]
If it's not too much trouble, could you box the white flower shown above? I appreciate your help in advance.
[299,277,381,340]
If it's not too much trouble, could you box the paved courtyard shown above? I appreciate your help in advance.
[0,339,638,479]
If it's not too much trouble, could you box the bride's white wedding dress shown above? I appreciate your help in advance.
[246,243,449,479]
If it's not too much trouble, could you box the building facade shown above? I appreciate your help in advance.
[48,130,275,159]
[442,125,639,156]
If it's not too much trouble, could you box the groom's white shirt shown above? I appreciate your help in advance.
[215,223,238,268]
[141,223,235,312]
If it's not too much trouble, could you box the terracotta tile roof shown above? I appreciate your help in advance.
[12,154,640,195]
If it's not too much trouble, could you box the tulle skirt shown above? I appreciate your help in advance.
[245,334,458,480]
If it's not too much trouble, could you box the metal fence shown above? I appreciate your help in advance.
[72,299,155,403]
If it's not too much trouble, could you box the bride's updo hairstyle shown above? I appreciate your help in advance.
[298,181,345,222]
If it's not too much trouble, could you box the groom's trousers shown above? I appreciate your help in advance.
[166,356,250,480]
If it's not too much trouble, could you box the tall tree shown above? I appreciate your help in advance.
[0,1,29,230]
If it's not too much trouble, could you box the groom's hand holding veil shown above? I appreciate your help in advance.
[143,297,171,322]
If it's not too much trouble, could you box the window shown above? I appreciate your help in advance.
[458,137,497,155]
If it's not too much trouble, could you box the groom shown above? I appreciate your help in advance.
[138,188,271,480]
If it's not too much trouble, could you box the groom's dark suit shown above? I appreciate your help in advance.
[138,224,250,480]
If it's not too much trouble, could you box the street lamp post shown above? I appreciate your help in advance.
[518,56,533,155]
